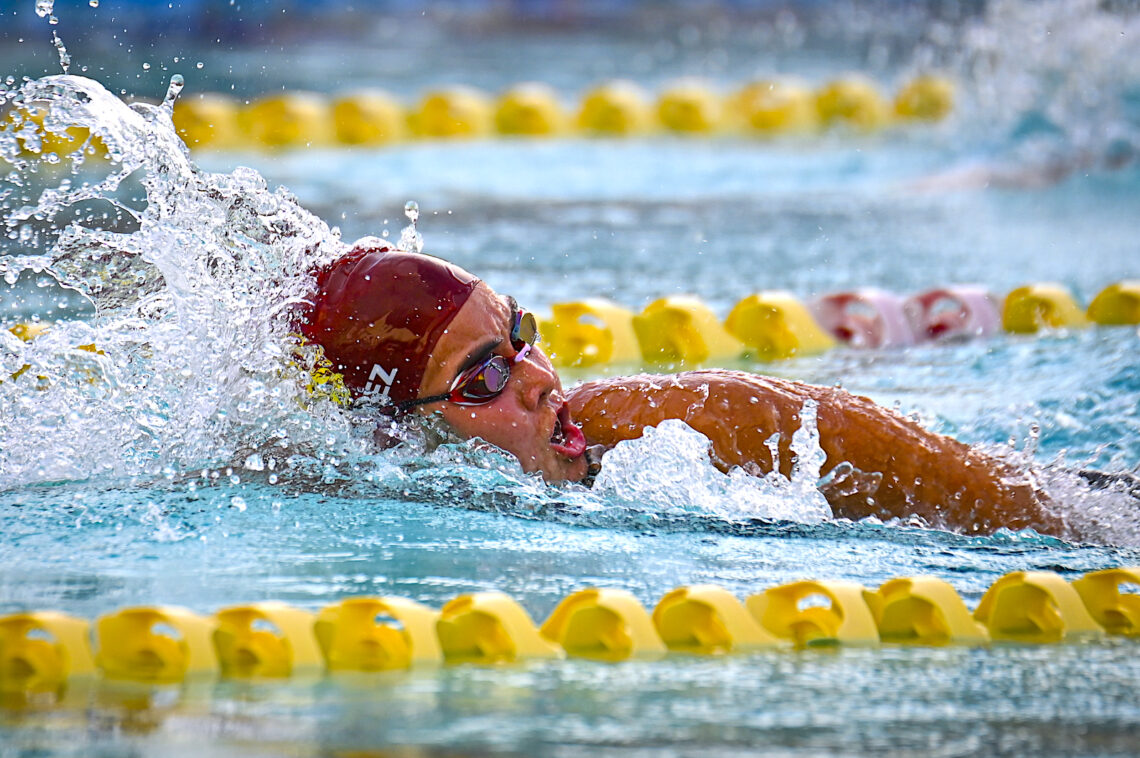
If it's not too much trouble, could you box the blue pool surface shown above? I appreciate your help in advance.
[3,1,1140,755]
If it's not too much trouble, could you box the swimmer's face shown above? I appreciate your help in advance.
[415,283,589,484]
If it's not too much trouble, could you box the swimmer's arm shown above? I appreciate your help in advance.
[568,371,1062,536]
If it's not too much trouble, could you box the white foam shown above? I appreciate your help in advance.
[591,410,833,524]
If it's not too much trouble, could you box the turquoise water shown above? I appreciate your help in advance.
[3,1,1140,755]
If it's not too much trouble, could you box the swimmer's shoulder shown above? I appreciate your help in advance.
[567,369,810,419]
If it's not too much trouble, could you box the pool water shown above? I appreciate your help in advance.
[3,1,1140,755]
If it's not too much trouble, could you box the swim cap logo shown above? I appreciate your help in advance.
[364,364,398,397]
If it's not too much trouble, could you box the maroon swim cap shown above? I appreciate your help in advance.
[298,237,481,405]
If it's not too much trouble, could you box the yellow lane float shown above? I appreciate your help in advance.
[724,291,836,360]
[494,82,569,136]
[1087,280,1140,325]
[172,92,241,149]
[864,577,989,646]
[540,588,666,661]
[3,567,1140,692]
[7,322,51,343]
[313,596,442,671]
[164,73,968,150]
[893,74,955,122]
[3,322,106,387]
[746,580,880,648]
[1002,283,1090,333]
[2,105,106,160]
[577,80,655,136]
[653,585,786,654]
[331,89,406,145]
[633,296,743,365]
[436,592,564,664]
[1070,567,1140,636]
[410,86,494,139]
[815,75,892,131]
[729,78,820,135]
[238,92,334,148]
[541,298,640,368]
[94,606,219,682]
[656,78,724,135]
[4,321,48,386]
[973,571,1105,643]
[213,602,322,678]
[0,612,96,692]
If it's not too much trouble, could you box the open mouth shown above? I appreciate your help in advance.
[550,403,587,459]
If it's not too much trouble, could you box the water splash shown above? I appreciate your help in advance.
[34,0,56,23]
[936,0,1140,169]
[398,199,423,253]
[51,32,70,75]
[161,74,184,112]
[0,75,353,489]
[35,0,68,72]
[592,412,833,524]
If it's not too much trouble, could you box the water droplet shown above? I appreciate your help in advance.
[162,74,184,109]
[142,62,151,71]
[89,0,99,7]
[398,200,424,253]
[51,31,70,74]
[196,62,204,69]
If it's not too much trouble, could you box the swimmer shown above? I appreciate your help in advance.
[299,238,1064,537]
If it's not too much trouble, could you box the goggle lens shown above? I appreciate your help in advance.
[511,311,539,356]
[394,308,541,412]
[450,354,511,404]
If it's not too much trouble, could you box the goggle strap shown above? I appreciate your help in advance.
[393,392,451,412]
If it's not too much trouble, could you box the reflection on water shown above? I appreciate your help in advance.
[4,646,1140,756]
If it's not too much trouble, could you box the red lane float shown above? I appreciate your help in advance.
[809,288,916,348]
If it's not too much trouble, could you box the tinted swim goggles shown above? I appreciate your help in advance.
[395,309,539,412]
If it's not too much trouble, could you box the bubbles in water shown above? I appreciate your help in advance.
[89,0,98,7]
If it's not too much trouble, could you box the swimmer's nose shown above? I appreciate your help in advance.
[517,349,558,411]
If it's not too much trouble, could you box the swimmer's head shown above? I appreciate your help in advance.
[300,238,589,483]
[299,237,480,405]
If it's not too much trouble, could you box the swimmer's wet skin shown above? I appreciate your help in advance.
[567,370,1057,536]
[301,240,1067,538]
